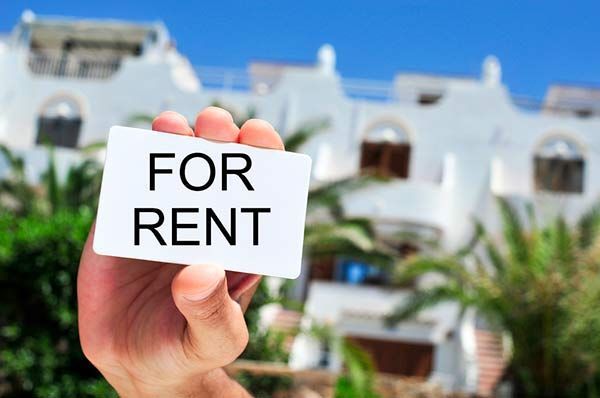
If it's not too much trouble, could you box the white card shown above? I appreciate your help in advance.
[93,126,312,279]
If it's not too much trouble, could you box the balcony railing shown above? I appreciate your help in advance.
[195,66,251,91]
[194,66,600,116]
[195,65,396,101]
[27,52,121,79]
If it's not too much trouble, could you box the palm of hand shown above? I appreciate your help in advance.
[78,239,256,382]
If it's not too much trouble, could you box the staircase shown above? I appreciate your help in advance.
[475,329,507,397]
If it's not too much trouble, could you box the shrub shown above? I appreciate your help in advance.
[0,209,116,398]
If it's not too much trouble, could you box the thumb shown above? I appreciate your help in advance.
[171,264,249,370]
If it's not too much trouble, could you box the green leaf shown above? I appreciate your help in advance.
[497,197,530,265]
[284,118,330,153]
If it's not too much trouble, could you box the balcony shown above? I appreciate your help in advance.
[304,281,459,344]
[27,51,121,79]
[341,179,451,231]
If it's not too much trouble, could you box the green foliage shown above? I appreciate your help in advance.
[0,144,36,215]
[283,118,329,153]
[308,323,380,398]
[388,197,600,397]
[334,341,380,398]
[0,145,104,217]
[236,280,293,397]
[0,210,117,398]
[235,371,292,398]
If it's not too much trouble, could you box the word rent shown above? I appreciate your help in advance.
[134,152,271,247]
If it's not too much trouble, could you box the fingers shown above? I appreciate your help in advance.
[194,106,240,142]
[152,111,193,136]
[237,277,261,313]
[239,119,284,150]
[156,108,284,152]
[171,264,249,370]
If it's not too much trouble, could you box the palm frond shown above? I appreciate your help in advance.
[552,216,574,271]
[126,113,155,126]
[304,221,376,253]
[0,144,25,175]
[80,141,106,154]
[385,283,471,326]
[308,174,388,218]
[497,197,530,265]
[41,146,61,213]
[391,229,440,251]
[284,118,330,153]
[455,219,485,257]
[338,339,379,398]
[394,256,470,286]
[483,235,507,275]
[577,202,600,249]
[234,106,256,128]
[305,219,394,268]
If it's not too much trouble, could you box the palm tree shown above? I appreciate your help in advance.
[0,143,104,216]
[0,144,37,215]
[386,197,600,397]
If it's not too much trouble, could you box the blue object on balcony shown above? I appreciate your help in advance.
[341,260,369,284]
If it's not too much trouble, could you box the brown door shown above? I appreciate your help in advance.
[309,257,336,281]
[360,142,411,178]
[348,336,433,377]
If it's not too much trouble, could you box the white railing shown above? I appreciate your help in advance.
[27,52,121,79]
[341,77,395,101]
[195,66,251,91]
[194,66,594,114]
[195,65,396,101]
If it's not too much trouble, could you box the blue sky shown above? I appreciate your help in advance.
[2,1,599,98]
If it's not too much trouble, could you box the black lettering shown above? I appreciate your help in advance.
[206,208,236,245]
[149,153,175,191]
[222,153,254,191]
[134,208,166,245]
[180,153,216,191]
[241,208,270,245]
[172,208,200,245]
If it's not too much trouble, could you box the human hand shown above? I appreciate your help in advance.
[77,107,285,397]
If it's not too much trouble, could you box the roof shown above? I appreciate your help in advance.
[544,84,600,116]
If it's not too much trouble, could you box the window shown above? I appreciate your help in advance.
[360,122,411,178]
[418,93,442,105]
[36,97,82,148]
[534,137,584,193]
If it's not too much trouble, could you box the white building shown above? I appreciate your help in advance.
[2,11,599,396]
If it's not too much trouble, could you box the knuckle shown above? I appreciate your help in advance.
[189,295,226,326]
[219,327,249,366]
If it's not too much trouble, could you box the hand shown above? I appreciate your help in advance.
[77,107,285,397]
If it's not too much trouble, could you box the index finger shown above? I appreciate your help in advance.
[238,119,285,151]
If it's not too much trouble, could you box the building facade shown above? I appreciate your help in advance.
[1,11,599,395]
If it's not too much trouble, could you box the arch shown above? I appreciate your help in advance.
[360,119,413,178]
[36,94,84,148]
[533,133,585,194]
[363,118,413,143]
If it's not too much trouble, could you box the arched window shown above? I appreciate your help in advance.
[534,137,584,193]
[36,97,82,148]
[360,122,411,178]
